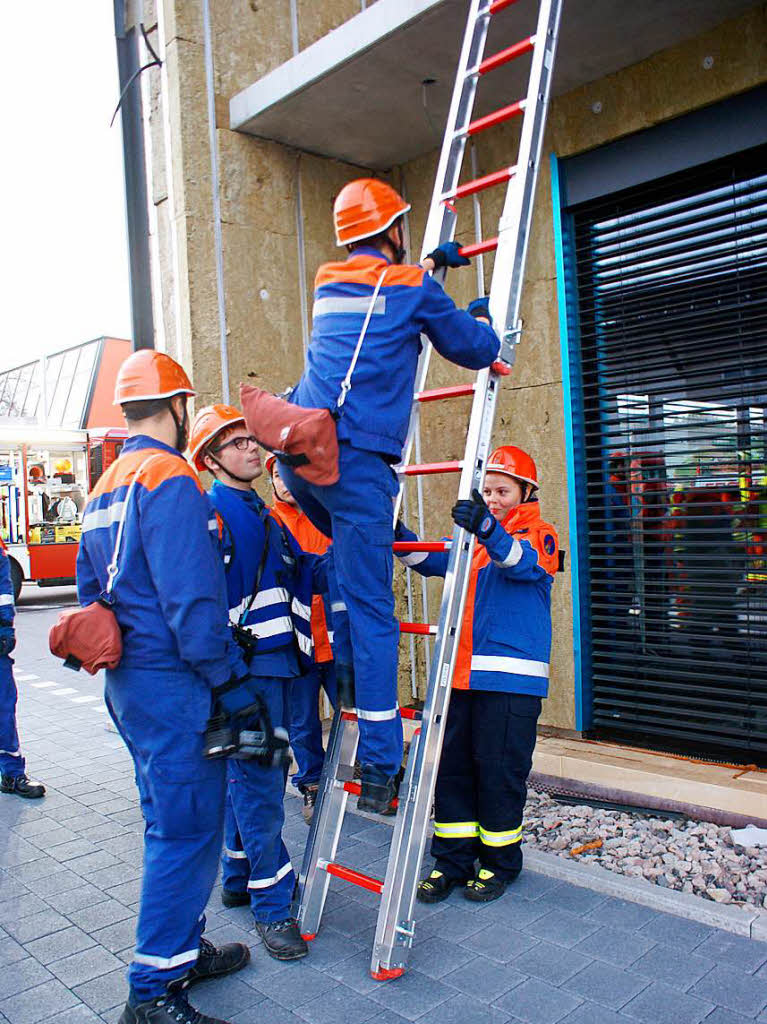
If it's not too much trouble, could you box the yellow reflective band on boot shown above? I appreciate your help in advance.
[479,824,523,847]
[433,821,479,839]
[420,870,443,892]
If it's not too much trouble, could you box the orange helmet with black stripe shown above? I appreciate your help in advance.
[486,445,539,491]
[333,178,411,247]
[114,350,195,406]
[189,405,246,471]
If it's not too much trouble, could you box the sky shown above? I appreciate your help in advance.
[0,2,132,370]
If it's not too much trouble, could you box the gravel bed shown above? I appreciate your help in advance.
[524,788,767,909]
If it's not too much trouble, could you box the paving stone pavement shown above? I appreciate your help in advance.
[2,596,767,1024]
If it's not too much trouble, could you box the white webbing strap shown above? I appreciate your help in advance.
[104,455,162,595]
[336,268,389,410]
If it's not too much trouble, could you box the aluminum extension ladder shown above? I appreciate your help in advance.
[294,0,563,981]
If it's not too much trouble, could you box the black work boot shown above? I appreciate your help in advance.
[0,773,45,799]
[358,764,400,815]
[118,990,230,1024]
[335,663,355,708]
[221,889,249,908]
[301,783,319,825]
[464,868,507,903]
[417,869,467,904]
[255,918,308,961]
[182,937,250,987]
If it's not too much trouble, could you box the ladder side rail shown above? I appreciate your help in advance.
[489,0,562,355]
[373,367,504,974]
[295,710,359,937]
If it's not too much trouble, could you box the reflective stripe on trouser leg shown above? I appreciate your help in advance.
[473,691,541,880]
[221,792,250,894]
[431,690,479,879]
[0,656,25,778]
[227,676,295,924]
[105,668,226,1003]
[288,662,336,791]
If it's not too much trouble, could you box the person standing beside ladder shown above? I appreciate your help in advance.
[278,177,500,814]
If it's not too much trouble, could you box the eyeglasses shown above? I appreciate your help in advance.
[212,435,260,454]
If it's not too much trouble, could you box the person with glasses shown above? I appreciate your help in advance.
[189,405,325,963]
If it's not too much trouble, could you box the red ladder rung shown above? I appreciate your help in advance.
[341,781,402,811]
[393,541,450,553]
[416,383,476,402]
[479,36,535,75]
[340,707,422,722]
[489,0,523,13]
[322,860,384,894]
[467,99,525,136]
[459,237,498,258]
[400,461,462,476]
[400,621,438,636]
[447,165,516,202]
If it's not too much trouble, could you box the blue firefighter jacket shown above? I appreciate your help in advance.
[289,248,500,459]
[208,482,323,678]
[397,502,558,697]
[0,541,14,627]
[76,436,239,688]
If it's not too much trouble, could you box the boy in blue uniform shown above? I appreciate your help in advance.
[191,405,323,961]
[77,352,250,1024]
[0,539,45,799]
[397,445,558,904]
[279,177,500,813]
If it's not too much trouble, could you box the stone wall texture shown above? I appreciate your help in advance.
[147,0,767,729]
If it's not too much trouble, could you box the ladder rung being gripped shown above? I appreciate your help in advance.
[320,860,384,894]
[466,99,526,136]
[444,165,516,202]
[416,383,476,402]
[459,237,498,258]
[400,621,438,636]
[479,36,535,75]
[399,461,462,476]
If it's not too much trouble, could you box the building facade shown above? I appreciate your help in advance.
[138,0,767,763]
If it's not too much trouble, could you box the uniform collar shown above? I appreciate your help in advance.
[502,501,542,532]
[211,480,265,509]
[272,498,300,521]
[346,246,391,265]
[123,435,183,457]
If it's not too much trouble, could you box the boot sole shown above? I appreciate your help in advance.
[1,788,45,799]
[463,885,506,903]
[263,944,308,961]
[416,878,466,904]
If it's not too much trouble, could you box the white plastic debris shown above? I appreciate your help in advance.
[730,824,767,847]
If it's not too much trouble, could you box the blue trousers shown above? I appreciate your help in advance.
[221,676,294,923]
[0,656,25,778]
[289,661,336,791]
[105,666,225,1003]
[279,444,404,775]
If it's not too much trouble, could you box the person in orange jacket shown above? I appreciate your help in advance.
[266,455,337,823]
[397,445,558,904]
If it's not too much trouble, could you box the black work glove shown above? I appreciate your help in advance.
[425,241,471,269]
[451,489,497,541]
[0,626,15,658]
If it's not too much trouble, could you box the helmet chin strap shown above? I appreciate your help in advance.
[170,398,189,453]
[204,450,255,486]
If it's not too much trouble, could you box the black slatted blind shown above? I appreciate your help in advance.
[570,143,767,762]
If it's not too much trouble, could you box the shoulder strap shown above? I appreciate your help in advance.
[104,454,163,596]
[336,267,388,410]
[239,509,274,625]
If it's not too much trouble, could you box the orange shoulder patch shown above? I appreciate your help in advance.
[89,447,202,500]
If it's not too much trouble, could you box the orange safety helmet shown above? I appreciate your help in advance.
[189,405,246,471]
[114,350,196,406]
[264,453,277,474]
[486,445,539,491]
[333,178,411,247]
[29,465,45,482]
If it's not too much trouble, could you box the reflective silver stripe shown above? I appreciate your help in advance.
[496,538,523,568]
[470,655,549,679]
[355,705,399,722]
[327,631,335,644]
[312,295,387,319]
[0,595,14,606]
[133,947,199,970]
[396,550,429,568]
[229,587,290,622]
[331,601,347,613]
[291,598,311,621]
[247,861,293,890]
[81,502,126,533]
[241,616,293,639]
[224,847,248,860]
[479,825,523,847]
[0,747,21,757]
[297,633,313,656]
[207,518,218,531]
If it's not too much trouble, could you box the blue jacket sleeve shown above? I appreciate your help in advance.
[76,538,102,608]
[0,548,15,625]
[139,475,234,689]
[482,520,551,582]
[394,521,449,577]
[418,274,500,369]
